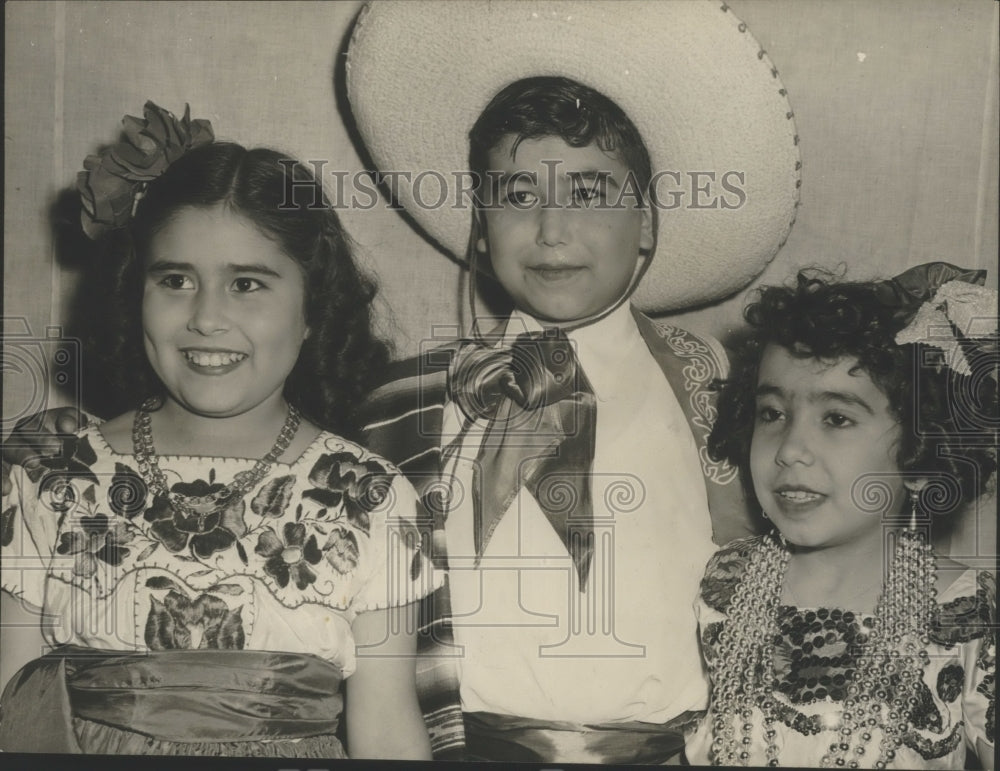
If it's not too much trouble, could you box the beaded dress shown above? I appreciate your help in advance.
[686,536,995,769]
[0,425,441,755]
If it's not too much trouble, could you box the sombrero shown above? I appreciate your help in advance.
[346,0,800,313]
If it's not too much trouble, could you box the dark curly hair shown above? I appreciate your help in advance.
[469,76,653,203]
[709,270,998,520]
[79,141,390,439]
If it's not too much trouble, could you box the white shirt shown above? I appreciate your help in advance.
[440,304,717,724]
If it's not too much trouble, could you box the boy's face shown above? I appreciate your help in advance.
[476,134,653,324]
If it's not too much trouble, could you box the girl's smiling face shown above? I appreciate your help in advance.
[142,205,309,419]
[749,344,907,551]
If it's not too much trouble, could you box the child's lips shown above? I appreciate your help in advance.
[527,264,586,282]
[181,348,249,374]
[772,485,826,513]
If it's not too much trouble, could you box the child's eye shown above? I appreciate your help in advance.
[157,274,193,290]
[823,412,856,428]
[505,190,537,207]
[232,277,265,293]
[572,184,605,204]
[756,406,784,424]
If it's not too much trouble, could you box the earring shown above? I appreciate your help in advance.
[131,181,149,217]
[908,487,921,531]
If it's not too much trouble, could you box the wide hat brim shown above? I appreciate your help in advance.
[347,0,801,313]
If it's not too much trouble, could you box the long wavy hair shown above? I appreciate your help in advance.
[80,142,390,439]
[709,270,997,521]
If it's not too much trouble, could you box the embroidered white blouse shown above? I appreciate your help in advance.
[1,428,441,677]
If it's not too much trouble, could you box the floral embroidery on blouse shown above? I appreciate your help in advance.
[304,451,393,533]
[698,536,758,612]
[144,575,247,650]
[931,570,996,645]
[1,427,441,665]
[144,474,248,559]
[256,521,323,590]
[979,672,995,743]
[24,434,99,487]
[56,503,135,577]
[0,503,15,548]
[37,446,421,601]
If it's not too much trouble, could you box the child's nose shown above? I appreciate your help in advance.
[536,204,569,247]
[774,420,814,467]
[187,288,231,335]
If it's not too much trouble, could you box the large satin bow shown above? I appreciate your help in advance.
[875,261,996,377]
[872,262,986,320]
[449,328,597,590]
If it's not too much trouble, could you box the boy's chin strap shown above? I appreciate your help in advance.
[467,229,658,344]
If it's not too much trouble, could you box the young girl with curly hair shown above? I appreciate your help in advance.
[0,103,437,759]
[686,264,996,769]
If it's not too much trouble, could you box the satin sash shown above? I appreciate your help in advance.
[0,646,343,751]
[463,708,701,764]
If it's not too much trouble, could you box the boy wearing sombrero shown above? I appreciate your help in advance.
[349,0,800,763]
[1,0,800,763]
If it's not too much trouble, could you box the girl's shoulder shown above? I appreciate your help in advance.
[935,555,991,597]
[288,430,415,511]
[930,562,995,647]
[86,412,131,454]
[699,534,768,613]
[300,431,406,477]
[14,421,115,487]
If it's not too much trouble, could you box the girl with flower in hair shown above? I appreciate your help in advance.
[0,102,438,759]
[685,264,997,769]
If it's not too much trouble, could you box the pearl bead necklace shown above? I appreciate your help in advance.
[707,530,935,768]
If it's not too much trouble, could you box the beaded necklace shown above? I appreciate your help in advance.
[132,396,301,522]
[708,529,936,768]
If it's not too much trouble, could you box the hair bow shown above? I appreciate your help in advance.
[77,101,214,239]
[879,262,998,376]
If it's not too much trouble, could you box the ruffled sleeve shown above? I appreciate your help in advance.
[697,534,759,613]
[1,463,58,609]
[349,474,442,614]
[961,570,996,757]
[686,539,758,767]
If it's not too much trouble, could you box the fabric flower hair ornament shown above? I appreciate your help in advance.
[76,101,214,239]
[875,262,998,377]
